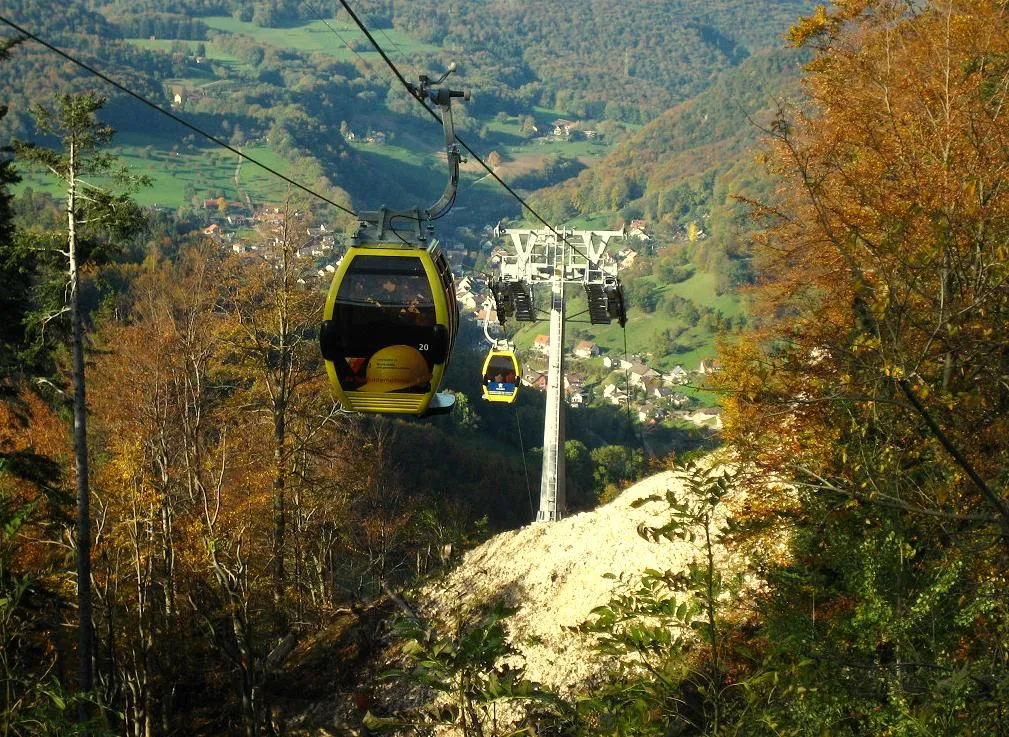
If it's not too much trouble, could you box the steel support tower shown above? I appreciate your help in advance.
[493,228,625,522]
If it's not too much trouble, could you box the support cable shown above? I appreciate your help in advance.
[622,325,634,429]
[0,14,358,218]
[335,0,601,265]
[515,405,536,520]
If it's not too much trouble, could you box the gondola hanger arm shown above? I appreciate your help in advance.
[355,68,469,245]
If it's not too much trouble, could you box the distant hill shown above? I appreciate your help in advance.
[75,0,815,123]
[311,0,816,122]
[530,46,808,241]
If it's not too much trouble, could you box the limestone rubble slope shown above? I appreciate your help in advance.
[416,466,730,693]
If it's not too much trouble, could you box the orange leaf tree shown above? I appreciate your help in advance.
[716,0,1009,730]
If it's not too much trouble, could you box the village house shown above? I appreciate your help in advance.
[650,384,682,402]
[226,214,253,227]
[667,364,690,385]
[573,340,599,359]
[602,382,629,406]
[616,247,638,268]
[170,88,202,107]
[698,358,722,375]
[683,406,722,429]
[533,334,550,355]
[475,305,498,323]
[669,393,691,409]
[552,118,578,137]
[566,385,588,407]
[296,243,328,259]
[255,208,286,225]
[627,361,661,388]
[522,369,548,390]
[602,356,635,370]
[626,219,650,241]
[456,289,479,312]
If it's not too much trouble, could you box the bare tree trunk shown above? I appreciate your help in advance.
[68,136,95,726]
[273,412,286,610]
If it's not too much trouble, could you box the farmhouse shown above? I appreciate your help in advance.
[667,365,689,385]
[698,358,722,375]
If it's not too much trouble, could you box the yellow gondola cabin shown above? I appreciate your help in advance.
[320,244,458,416]
[481,347,520,403]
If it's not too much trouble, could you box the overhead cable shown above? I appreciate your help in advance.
[335,0,597,261]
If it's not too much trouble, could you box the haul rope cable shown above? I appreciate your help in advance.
[515,406,536,519]
[335,0,605,267]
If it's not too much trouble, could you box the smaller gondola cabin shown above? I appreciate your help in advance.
[481,348,520,403]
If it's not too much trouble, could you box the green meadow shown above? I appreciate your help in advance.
[200,16,440,58]
[15,135,296,208]
[127,38,244,66]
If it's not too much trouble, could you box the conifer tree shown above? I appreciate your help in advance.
[0,36,25,379]
[14,91,147,725]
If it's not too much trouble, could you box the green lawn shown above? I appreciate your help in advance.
[14,136,296,208]
[126,38,244,66]
[200,16,440,58]
[349,140,432,169]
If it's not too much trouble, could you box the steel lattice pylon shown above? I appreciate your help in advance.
[490,228,626,522]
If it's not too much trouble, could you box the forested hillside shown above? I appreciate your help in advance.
[79,0,815,122]
[533,47,806,264]
[348,0,813,121]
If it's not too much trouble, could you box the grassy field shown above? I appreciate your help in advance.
[127,38,244,66]
[15,134,296,209]
[200,16,440,58]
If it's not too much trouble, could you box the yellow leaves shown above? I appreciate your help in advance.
[880,364,905,380]
[787,5,830,47]
[850,332,881,352]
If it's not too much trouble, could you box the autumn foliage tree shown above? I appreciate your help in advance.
[83,238,468,735]
[13,91,148,727]
[716,0,1009,731]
